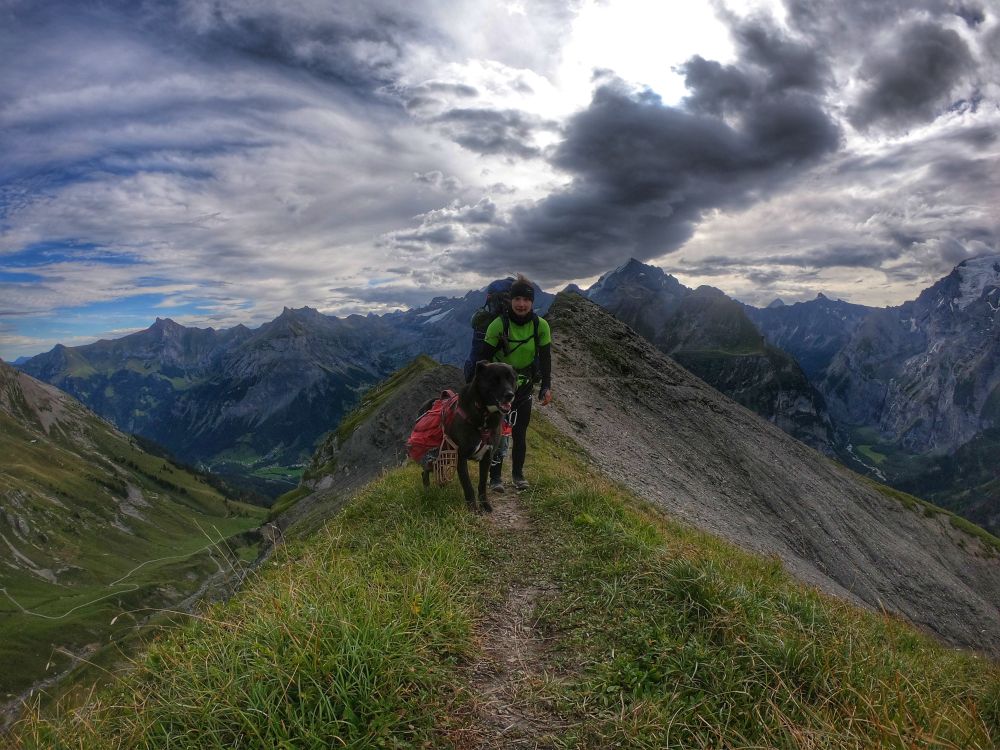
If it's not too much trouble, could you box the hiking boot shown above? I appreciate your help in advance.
[513,476,529,491]
[489,480,505,493]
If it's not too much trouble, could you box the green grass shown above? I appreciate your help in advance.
[864,479,1000,557]
[11,416,1000,748]
[267,485,313,520]
[251,465,304,481]
[856,444,887,465]
[0,403,265,700]
[334,355,439,445]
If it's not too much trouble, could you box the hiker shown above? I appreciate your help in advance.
[479,273,552,492]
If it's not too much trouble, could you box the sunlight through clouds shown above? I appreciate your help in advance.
[1,0,998,359]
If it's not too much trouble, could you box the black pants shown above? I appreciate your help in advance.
[491,384,532,482]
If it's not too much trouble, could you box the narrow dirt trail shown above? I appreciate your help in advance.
[465,490,566,749]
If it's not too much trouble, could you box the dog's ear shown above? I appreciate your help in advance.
[475,359,489,377]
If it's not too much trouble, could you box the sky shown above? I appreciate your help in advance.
[1,0,999,360]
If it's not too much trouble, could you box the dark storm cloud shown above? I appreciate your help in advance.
[408,81,480,98]
[681,57,754,116]
[730,15,830,93]
[187,14,405,92]
[746,269,785,285]
[432,108,554,158]
[401,81,480,115]
[955,3,987,27]
[687,239,902,275]
[413,171,463,191]
[785,0,966,46]
[467,56,840,283]
[783,243,908,269]
[849,21,975,131]
[930,155,995,182]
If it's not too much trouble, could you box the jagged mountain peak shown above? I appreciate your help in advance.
[600,256,667,282]
[278,305,325,320]
[587,259,685,303]
[690,284,727,298]
[910,253,1000,312]
[766,298,785,308]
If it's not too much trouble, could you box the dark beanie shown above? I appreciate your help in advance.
[510,279,534,300]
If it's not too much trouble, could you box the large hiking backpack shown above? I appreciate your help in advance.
[406,390,458,466]
[463,278,511,381]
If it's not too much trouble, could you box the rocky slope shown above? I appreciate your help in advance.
[282,292,1000,656]
[0,361,263,702]
[585,259,836,453]
[541,292,1000,656]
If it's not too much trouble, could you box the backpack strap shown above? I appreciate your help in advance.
[501,313,538,351]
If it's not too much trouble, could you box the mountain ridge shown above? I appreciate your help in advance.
[583,258,837,454]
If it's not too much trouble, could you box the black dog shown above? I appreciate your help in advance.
[420,361,516,513]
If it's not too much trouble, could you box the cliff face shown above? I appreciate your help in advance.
[822,255,1000,455]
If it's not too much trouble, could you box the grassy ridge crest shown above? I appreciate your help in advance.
[12,417,999,748]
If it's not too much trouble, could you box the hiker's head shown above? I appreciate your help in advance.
[509,274,534,317]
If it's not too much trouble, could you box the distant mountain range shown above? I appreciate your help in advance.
[0,360,263,703]
[16,286,554,497]
[744,293,875,380]
[14,257,1000,534]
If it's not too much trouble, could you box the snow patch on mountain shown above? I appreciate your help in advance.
[956,255,1000,309]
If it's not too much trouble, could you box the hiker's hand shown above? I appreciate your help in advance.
[539,388,553,406]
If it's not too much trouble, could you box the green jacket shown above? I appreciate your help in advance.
[483,314,552,389]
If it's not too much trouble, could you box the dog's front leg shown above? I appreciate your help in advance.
[456,457,479,513]
[477,450,492,513]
